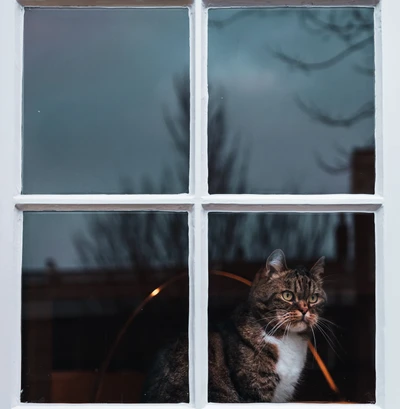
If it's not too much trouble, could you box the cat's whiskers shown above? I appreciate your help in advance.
[264,321,284,339]
[254,316,291,366]
[284,323,292,340]
[264,314,286,329]
[318,316,341,329]
[314,322,341,358]
[267,313,290,329]
[311,325,317,352]
[315,320,343,353]
[254,309,289,324]
[264,321,284,338]
[264,317,281,333]
[263,312,290,331]
[265,315,291,338]
[253,338,269,363]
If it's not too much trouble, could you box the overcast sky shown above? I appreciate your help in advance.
[22,7,374,269]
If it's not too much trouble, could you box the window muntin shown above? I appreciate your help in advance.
[0,0,395,408]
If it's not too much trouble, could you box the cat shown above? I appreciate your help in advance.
[141,249,326,403]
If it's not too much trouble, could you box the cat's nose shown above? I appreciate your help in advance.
[299,309,308,322]
[297,301,308,315]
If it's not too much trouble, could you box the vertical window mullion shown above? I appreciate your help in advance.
[381,1,400,408]
[189,207,209,408]
[190,0,209,408]
[0,0,24,407]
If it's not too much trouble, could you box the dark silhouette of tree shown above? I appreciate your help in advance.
[73,74,251,272]
[74,211,188,273]
[163,74,190,191]
[74,73,334,273]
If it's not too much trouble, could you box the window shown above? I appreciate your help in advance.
[1,0,399,408]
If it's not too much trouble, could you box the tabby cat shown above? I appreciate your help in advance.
[141,249,326,403]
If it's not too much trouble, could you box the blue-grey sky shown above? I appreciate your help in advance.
[23,8,189,194]
[208,8,374,194]
[22,8,374,269]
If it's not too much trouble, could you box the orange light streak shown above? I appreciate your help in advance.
[307,340,340,395]
[150,287,161,297]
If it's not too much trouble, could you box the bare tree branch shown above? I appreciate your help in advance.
[209,9,285,29]
[295,97,374,127]
[271,35,373,72]
[299,10,373,44]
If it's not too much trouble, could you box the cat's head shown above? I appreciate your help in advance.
[249,249,326,335]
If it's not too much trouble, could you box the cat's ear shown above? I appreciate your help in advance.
[310,256,325,282]
[265,249,287,277]
[253,249,287,286]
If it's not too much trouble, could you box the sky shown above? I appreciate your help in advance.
[22,7,375,269]
[208,8,374,194]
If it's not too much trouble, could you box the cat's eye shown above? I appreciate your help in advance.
[282,291,294,301]
[309,294,319,303]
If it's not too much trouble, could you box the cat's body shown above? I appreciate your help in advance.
[208,304,308,403]
[142,250,326,403]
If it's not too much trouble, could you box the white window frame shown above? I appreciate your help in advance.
[0,0,398,408]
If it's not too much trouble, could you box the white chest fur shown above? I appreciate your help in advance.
[263,333,308,403]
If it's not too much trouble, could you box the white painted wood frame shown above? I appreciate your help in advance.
[1,0,399,409]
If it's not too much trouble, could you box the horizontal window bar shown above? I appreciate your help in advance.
[18,0,192,7]
[204,204,380,212]
[203,194,383,212]
[14,194,383,211]
[18,0,378,7]
[12,402,381,408]
[12,403,380,409]
[14,194,194,211]
[205,0,378,6]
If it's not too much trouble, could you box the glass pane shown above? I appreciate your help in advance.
[208,8,375,194]
[208,212,375,403]
[23,9,189,194]
[22,212,189,403]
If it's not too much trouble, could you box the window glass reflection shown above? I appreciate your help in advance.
[208,8,375,194]
[22,212,188,403]
[23,9,189,194]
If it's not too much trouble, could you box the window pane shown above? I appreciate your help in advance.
[22,212,189,403]
[208,8,375,194]
[23,9,189,194]
[208,212,375,403]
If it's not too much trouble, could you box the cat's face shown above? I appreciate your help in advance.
[250,249,326,335]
